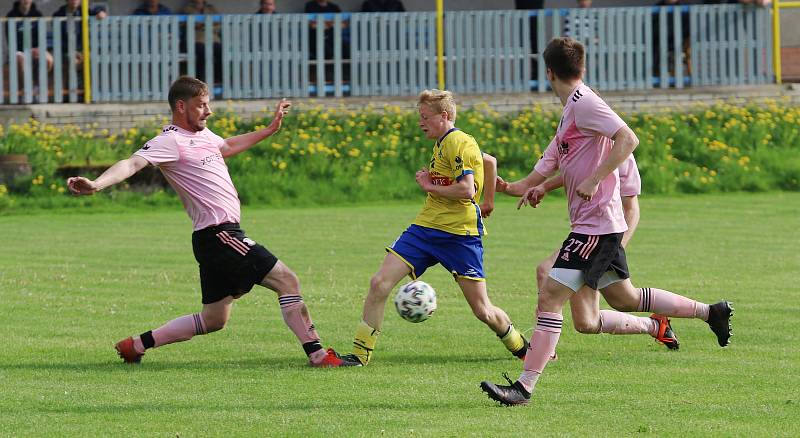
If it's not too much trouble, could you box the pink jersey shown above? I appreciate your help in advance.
[134,125,240,231]
[618,155,641,197]
[534,84,628,235]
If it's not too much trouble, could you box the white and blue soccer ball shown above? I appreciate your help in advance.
[394,280,437,323]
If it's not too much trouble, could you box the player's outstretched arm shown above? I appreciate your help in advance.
[67,154,149,196]
[515,174,565,210]
[576,125,639,201]
[220,99,291,158]
[498,168,547,198]
[479,153,497,218]
[416,168,476,200]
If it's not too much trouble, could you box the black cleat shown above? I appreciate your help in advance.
[650,314,680,350]
[339,353,366,366]
[479,373,531,406]
[707,300,734,347]
[512,336,529,360]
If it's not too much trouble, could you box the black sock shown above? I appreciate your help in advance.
[140,331,155,350]
[302,341,323,356]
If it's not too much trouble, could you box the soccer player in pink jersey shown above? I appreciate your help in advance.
[67,76,360,367]
[479,38,733,405]
[522,155,681,360]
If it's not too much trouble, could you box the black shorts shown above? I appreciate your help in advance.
[191,223,279,304]
[551,232,630,290]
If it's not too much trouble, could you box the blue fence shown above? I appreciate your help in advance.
[0,4,774,104]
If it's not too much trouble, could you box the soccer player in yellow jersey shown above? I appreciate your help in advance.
[343,89,528,366]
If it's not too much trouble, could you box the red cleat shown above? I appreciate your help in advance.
[115,337,144,364]
[310,348,362,367]
[650,314,680,350]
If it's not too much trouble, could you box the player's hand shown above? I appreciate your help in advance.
[495,176,509,193]
[415,167,432,191]
[268,98,291,133]
[67,176,98,196]
[576,177,599,202]
[517,184,546,209]
[479,201,494,218]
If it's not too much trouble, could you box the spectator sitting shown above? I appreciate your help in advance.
[133,0,173,15]
[564,0,596,42]
[257,0,276,14]
[53,0,108,71]
[182,0,222,84]
[305,0,341,13]
[653,0,691,78]
[361,0,405,12]
[6,0,54,85]
[704,0,771,5]
[304,0,343,58]
[514,0,544,8]
[54,0,107,18]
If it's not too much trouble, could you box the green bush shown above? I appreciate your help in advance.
[1,99,798,212]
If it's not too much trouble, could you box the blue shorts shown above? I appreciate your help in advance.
[386,224,485,281]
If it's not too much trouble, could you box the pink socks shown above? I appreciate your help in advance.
[638,287,709,320]
[133,313,207,354]
[279,294,325,359]
[518,311,563,393]
[599,310,657,336]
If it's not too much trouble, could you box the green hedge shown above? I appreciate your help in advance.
[1,99,798,212]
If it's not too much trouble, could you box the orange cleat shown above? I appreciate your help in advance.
[650,314,680,350]
[114,337,144,364]
[310,348,362,368]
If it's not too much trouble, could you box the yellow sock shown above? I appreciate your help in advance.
[500,324,525,355]
[352,320,380,365]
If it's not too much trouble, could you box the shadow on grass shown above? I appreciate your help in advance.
[0,357,300,372]
[32,398,481,415]
[0,352,512,373]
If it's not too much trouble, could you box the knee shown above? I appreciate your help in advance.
[535,263,550,290]
[368,273,395,299]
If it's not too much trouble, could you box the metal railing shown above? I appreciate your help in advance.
[0,5,775,104]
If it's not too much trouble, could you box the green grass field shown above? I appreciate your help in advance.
[1,193,798,436]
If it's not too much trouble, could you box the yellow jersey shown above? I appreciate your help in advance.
[413,128,485,236]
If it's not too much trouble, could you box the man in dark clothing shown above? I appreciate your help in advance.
[133,0,173,15]
[361,0,405,12]
[304,0,341,13]
[7,0,53,83]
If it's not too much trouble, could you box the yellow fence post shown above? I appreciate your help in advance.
[436,0,445,90]
[82,0,91,103]
[774,0,782,84]
[774,1,800,85]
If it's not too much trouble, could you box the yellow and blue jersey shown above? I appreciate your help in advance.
[413,128,485,236]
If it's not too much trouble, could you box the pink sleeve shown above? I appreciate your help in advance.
[133,134,179,166]
[574,95,627,139]
[533,137,559,178]
[618,155,641,197]
[206,130,226,150]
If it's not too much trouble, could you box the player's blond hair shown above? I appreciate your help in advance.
[418,89,457,121]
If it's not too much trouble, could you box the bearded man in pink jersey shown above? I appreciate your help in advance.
[479,38,733,406]
[67,76,360,367]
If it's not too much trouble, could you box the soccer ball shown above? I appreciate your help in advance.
[394,280,437,323]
